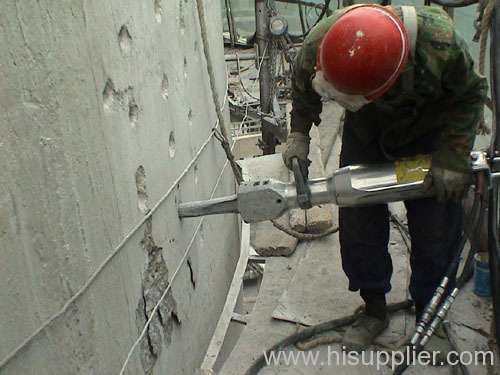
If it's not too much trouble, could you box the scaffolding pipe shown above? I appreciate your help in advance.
[255,0,276,154]
[225,0,237,48]
[225,53,257,62]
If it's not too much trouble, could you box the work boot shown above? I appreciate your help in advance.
[421,323,453,365]
[342,290,389,352]
[342,314,390,352]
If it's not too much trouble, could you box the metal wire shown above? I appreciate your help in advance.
[118,148,234,375]
[0,90,229,371]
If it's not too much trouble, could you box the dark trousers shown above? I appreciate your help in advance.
[338,117,462,308]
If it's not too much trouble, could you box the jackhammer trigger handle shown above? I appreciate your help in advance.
[291,157,312,210]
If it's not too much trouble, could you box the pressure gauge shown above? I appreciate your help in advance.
[269,16,288,37]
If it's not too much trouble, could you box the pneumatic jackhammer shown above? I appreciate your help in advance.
[178,152,488,222]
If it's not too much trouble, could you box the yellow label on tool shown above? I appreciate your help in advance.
[395,154,432,184]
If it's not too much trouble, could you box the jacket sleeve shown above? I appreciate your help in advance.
[289,23,328,135]
[432,30,488,173]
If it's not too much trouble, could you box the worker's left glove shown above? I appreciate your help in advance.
[423,165,473,202]
[282,132,311,177]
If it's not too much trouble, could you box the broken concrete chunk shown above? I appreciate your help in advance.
[250,215,298,257]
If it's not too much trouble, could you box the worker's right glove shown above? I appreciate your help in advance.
[423,165,473,202]
[282,132,311,177]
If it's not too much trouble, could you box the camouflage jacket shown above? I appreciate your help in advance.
[291,5,488,172]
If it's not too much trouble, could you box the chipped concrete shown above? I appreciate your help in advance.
[136,219,180,375]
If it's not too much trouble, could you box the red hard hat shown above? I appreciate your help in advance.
[316,5,409,101]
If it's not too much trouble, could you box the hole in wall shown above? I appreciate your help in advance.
[168,131,176,158]
[118,25,133,58]
[183,58,188,78]
[135,166,149,213]
[179,0,186,34]
[154,0,162,23]
[194,41,199,53]
[102,79,115,111]
[188,109,193,126]
[129,101,139,128]
[161,74,169,100]
[194,163,198,185]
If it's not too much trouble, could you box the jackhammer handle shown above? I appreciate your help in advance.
[292,157,312,209]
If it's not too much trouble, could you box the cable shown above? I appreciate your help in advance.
[196,0,242,183]
[390,212,412,252]
[288,0,331,40]
[121,2,251,370]
[392,192,483,375]
[237,42,269,136]
[0,86,230,375]
[488,0,500,353]
[236,55,260,101]
[275,0,329,10]
[457,193,487,287]
[271,219,338,239]
[0,134,214,371]
[298,2,307,34]
[244,300,413,375]
[429,0,479,7]
[305,5,313,29]
[118,152,233,375]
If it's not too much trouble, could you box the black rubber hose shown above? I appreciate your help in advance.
[392,195,481,375]
[429,0,479,7]
[394,290,459,375]
[489,185,500,351]
[276,0,328,10]
[298,3,307,35]
[288,0,331,41]
[490,2,500,156]
[244,300,413,375]
[446,193,482,279]
[489,2,500,352]
[457,193,486,287]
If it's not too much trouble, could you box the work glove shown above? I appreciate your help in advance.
[423,165,473,202]
[282,132,311,177]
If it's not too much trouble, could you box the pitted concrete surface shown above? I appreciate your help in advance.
[0,1,239,374]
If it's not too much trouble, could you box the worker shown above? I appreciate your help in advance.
[283,4,488,359]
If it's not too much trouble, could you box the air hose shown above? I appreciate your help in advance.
[392,187,484,375]
[288,0,331,41]
[429,0,479,7]
[457,191,488,288]
[244,300,413,375]
[488,0,500,352]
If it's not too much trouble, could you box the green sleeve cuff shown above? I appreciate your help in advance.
[290,117,313,135]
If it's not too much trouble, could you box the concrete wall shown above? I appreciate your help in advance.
[0,1,239,374]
